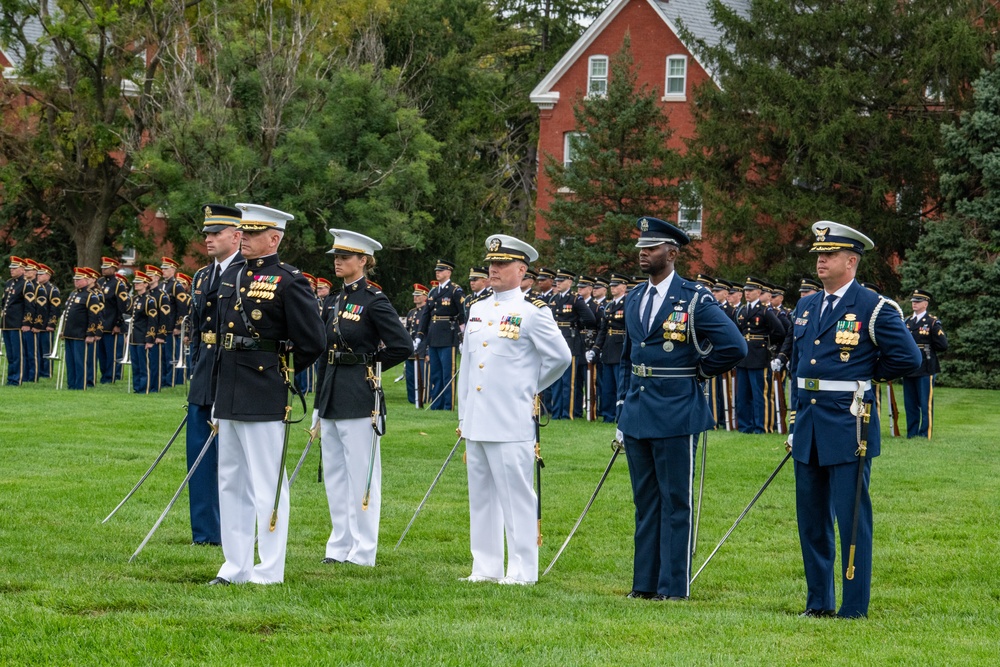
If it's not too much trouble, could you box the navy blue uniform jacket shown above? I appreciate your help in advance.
[618,277,747,438]
[789,280,921,466]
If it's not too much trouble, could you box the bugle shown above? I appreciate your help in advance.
[45,311,67,360]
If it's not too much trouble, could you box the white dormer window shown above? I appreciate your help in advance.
[588,56,608,97]
[663,55,688,102]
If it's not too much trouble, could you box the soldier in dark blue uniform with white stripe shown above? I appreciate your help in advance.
[415,260,465,410]
[902,289,948,439]
[617,217,746,601]
[734,277,785,433]
[128,271,161,394]
[184,204,243,546]
[63,268,104,390]
[588,272,628,423]
[788,221,921,619]
[549,269,596,419]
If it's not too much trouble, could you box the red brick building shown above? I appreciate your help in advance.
[530,0,750,269]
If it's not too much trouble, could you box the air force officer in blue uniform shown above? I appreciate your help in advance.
[617,217,746,600]
[788,221,921,618]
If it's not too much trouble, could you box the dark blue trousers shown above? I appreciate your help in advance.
[186,403,221,544]
[795,456,872,618]
[65,339,85,390]
[599,362,619,423]
[39,331,51,377]
[902,375,932,438]
[549,363,571,419]
[623,433,697,598]
[736,367,765,434]
[4,329,23,385]
[427,346,455,410]
[405,358,416,403]
[21,330,37,382]
[98,333,117,383]
[162,335,181,387]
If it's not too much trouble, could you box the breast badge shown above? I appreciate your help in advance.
[248,275,280,300]
[835,316,862,361]
[340,303,364,321]
[662,310,689,343]
[498,314,522,340]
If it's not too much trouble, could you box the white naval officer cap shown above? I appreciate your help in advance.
[327,229,383,256]
[810,221,874,255]
[235,203,294,232]
[484,234,539,264]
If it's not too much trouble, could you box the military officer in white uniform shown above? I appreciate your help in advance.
[457,234,571,585]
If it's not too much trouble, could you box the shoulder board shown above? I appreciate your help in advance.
[365,284,383,295]
[526,295,549,308]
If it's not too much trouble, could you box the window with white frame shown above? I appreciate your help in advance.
[588,56,608,97]
[677,181,702,236]
[663,55,688,101]
[563,132,586,167]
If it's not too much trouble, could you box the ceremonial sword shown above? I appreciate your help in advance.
[543,438,624,576]
[129,421,217,562]
[690,447,792,584]
[395,434,464,550]
[288,418,320,487]
[102,412,188,523]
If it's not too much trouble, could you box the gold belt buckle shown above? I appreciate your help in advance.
[223,332,235,350]
[202,332,216,345]
[328,349,336,365]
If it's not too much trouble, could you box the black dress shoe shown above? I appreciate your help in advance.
[207,577,230,586]
[799,608,835,618]
[321,557,343,565]
[625,590,655,599]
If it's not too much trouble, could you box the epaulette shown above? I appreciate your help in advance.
[467,291,490,308]
[526,294,548,308]
[366,284,383,295]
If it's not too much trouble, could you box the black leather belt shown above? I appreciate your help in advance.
[222,333,286,353]
[328,350,374,365]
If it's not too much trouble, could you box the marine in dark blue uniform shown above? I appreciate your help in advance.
[588,272,628,423]
[788,221,921,619]
[549,269,596,419]
[405,283,429,405]
[127,271,161,394]
[902,289,948,439]
[416,259,465,411]
[2,256,30,385]
[97,257,129,384]
[184,204,243,546]
[617,217,746,600]
[734,277,785,433]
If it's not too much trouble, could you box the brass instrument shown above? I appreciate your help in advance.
[118,316,133,366]
[45,311,66,360]
[173,316,188,369]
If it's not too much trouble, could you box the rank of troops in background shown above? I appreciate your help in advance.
[3,252,946,439]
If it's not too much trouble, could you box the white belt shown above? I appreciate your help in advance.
[797,378,871,392]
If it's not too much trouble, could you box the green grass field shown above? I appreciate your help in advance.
[0,375,997,665]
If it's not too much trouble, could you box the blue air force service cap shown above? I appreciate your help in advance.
[635,217,690,248]
[201,204,242,234]
[236,203,293,232]
[810,221,874,255]
[327,229,382,256]
[484,234,538,264]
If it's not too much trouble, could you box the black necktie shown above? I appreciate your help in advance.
[641,287,656,333]
[209,263,221,291]
[819,294,837,329]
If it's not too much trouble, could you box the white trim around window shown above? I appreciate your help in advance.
[677,181,702,237]
[588,55,608,98]
[662,55,688,102]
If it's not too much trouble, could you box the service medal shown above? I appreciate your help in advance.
[662,341,674,352]
[251,309,262,321]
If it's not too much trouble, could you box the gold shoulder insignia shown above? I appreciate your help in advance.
[36,296,47,306]
[119,292,129,301]
[161,304,171,315]
[528,297,548,308]
[89,304,102,314]
[177,293,191,304]
[51,297,61,307]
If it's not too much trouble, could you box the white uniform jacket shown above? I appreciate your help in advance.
[458,287,571,442]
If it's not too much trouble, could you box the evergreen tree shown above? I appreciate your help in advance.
[687,0,1000,292]
[540,36,690,274]
[900,66,1000,389]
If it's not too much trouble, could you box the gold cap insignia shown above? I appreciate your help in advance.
[815,227,829,242]
[204,205,212,218]
[488,238,501,252]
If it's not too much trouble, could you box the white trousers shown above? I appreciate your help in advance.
[466,439,538,583]
[320,417,380,566]
[216,419,290,584]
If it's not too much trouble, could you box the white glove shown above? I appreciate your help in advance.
[413,338,422,352]
[770,358,783,372]
[585,350,596,363]
[311,409,319,425]
[615,429,624,444]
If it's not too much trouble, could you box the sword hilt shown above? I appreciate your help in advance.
[846,546,856,580]
[269,509,278,532]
